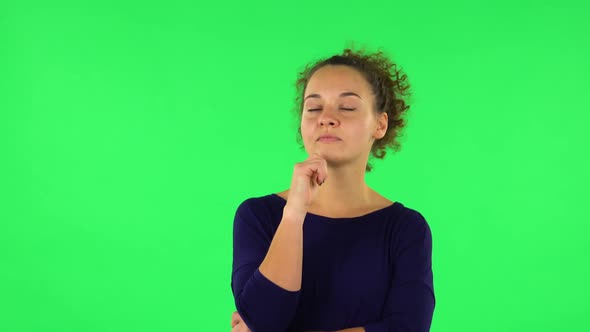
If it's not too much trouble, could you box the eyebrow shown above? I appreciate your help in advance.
[304,92,362,101]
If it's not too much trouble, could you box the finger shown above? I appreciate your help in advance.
[232,321,249,332]
[231,322,243,332]
[310,164,326,185]
[309,151,325,162]
[309,153,328,181]
[231,312,240,327]
[300,160,323,179]
[310,159,327,184]
[300,158,327,185]
[310,171,319,186]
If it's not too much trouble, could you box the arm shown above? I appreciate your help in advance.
[306,329,366,332]
[304,328,366,332]
[231,201,305,332]
[363,211,436,332]
[258,207,305,291]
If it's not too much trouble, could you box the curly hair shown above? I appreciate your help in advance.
[292,46,412,172]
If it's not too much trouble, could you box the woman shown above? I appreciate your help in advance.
[230,47,435,332]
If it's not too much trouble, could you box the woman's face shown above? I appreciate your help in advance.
[301,65,387,166]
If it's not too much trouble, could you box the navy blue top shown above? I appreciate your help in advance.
[231,193,435,332]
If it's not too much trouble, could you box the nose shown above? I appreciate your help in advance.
[320,118,336,127]
[319,108,339,127]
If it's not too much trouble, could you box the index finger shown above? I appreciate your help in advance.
[310,150,323,159]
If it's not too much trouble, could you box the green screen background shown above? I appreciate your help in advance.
[1,1,588,331]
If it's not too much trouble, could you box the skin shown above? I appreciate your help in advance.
[289,64,391,217]
[231,64,387,332]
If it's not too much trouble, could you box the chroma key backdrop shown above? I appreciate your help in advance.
[0,1,588,331]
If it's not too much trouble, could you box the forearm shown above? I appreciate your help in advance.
[307,327,365,332]
[258,207,305,291]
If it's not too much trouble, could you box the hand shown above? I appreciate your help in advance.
[231,311,251,332]
[284,152,328,220]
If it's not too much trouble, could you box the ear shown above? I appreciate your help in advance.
[374,111,388,139]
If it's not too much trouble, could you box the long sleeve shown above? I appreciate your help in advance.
[364,210,436,332]
[231,199,301,332]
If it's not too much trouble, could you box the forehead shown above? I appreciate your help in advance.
[305,65,371,96]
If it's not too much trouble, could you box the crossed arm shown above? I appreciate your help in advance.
[230,311,365,332]
[231,202,434,332]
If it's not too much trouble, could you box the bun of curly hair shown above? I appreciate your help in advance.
[292,46,412,172]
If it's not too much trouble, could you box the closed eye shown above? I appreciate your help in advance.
[307,108,356,112]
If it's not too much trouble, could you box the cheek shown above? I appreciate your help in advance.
[351,124,374,142]
[300,123,312,142]
[300,118,314,133]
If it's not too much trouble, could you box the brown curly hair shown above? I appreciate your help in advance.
[292,46,412,172]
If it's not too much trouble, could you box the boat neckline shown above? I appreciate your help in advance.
[270,193,402,222]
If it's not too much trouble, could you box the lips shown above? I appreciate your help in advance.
[318,134,341,141]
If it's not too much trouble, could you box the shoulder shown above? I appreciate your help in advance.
[390,204,433,242]
[367,200,432,238]
[399,205,429,224]
[236,193,281,213]
[234,193,284,229]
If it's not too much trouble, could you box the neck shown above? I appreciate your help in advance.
[311,163,372,212]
